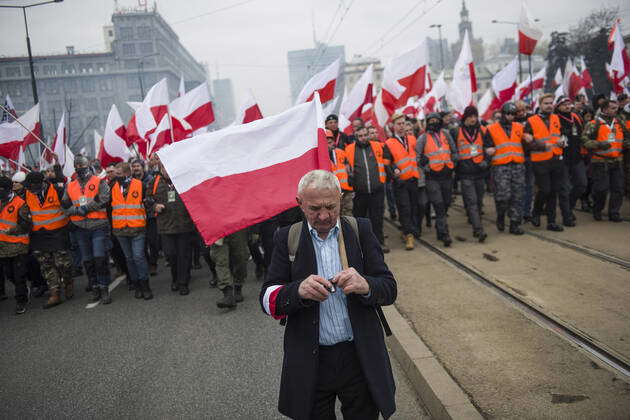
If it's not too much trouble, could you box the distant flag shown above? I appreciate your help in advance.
[1,94,17,123]
[295,58,340,105]
[322,96,339,117]
[422,71,447,114]
[94,130,102,158]
[518,1,542,55]
[552,68,563,88]
[608,20,630,94]
[43,111,66,166]
[178,72,186,97]
[514,65,546,100]
[578,57,593,90]
[62,143,75,178]
[169,82,214,140]
[233,90,263,125]
[339,64,374,134]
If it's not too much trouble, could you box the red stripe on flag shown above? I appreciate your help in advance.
[518,32,538,55]
[397,66,427,107]
[468,62,477,93]
[243,104,263,124]
[185,102,215,131]
[22,122,41,147]
[180,148,324,245]
[306,79,337,104]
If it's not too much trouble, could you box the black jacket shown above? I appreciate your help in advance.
[260,218,397,419]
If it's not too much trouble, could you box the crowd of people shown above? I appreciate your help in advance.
[0,92,629,315]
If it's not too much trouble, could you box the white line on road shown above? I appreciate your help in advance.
[85,275,126,309]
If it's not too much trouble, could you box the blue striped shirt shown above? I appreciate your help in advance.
[308,222,354,346]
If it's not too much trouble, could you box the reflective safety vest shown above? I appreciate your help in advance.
[25,186,68,231]
[424,131,454,172]
[152,175,161,195]
[591,118,623,161]
[528,114,562,162]
[0,195,29,245]
[111,178,147,229]
[456,126,485,164]
[487,122,525,166]
[67,175,108,222]
[385,135,420,181]
[330,148,352,191]
[344,141,387,184]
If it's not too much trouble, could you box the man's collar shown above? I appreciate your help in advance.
[307,219,341,240]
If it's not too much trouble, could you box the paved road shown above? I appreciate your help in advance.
[0,261,428,419]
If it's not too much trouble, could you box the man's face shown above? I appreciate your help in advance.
[325,119,338,132]
[105,166,115,181]
[113,167,123,179]
[149,153,159,168]
[504,112,515,122]
[45,169,55,179]
[515,104,526,120]
[297,187,340,235]
[493,111,502,122]
[557,102,571,113]
[393,117,406,135]
[131,162,144,178]
[75,162,88,171]
[603,103,619,117]
[442,113,451,124]
[368,127,377,140]
[356,129,368,144]
[352,119,362,132]
[573,101,583,112]
[464,115,478,126]
[540,98,554,114]
[327,136,335,151]
[12,181,23,192]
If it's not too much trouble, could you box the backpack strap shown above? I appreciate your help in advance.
[288,221,303,262]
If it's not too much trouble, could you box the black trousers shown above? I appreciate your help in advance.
[161,232,193,286]
[0,254,28,304]
[145,217,160,266]
[352,189,385,244]
[393,179,419,235]
[461,177,485,232]
[426,176,453,238]
[310,341,379,420]
[592,161,625,217]
[533,158,564,223]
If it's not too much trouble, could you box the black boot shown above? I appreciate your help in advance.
[134,286,144,299]
[234,285,244,303]
[473,229,487,243]
[547,223,564,232]
[509,222,524,235]
[496,214,505,232]
[90,286,102,303]
[593,212,603,221]
[142,279,153,300]
[531,213,541,227]
[216,286,236,308]
[84,260,97,292]
[442,235,452,247]
[100,286,112,304]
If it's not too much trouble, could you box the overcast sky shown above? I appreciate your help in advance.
[1,0,628,115]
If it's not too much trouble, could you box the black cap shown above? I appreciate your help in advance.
[426,112,441,122]
[25,171,45,185]
[462,105,478,120]
[0,176,11,190]
[325,114,338,122]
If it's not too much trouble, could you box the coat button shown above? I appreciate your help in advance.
[312,319,318,325]
[312,348,318,355]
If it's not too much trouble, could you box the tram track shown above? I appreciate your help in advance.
[384,218,630,380]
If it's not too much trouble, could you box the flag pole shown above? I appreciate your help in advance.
[528,55,533,105]
[6,156,31,172]
[167,105,175,145]
[0,103,54,154]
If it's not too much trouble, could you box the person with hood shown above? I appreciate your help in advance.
[61,155,113,304]
[451,106,488,242]
[416,112,458,247]
[24,171,73,309]
[0,175,32,314]
[324,114,350,148]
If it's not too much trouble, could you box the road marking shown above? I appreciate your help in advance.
[85,275,126,309]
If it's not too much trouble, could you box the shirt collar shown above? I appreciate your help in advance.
[307,219,340,241]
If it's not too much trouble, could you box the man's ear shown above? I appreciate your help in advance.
[296,196,302,206]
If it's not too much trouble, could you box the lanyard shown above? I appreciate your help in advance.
[598,116,616,131]
[460,127,478,144]
[396,135,408,151]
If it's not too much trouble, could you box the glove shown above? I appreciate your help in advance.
[419,155,429,167]
[598,142,612,150]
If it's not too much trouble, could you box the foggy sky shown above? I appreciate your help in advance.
[0,0,628,116]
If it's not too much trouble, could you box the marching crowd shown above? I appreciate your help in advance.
[0,92,629,315]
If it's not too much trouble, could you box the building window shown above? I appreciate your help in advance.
[142,58,155,68]
[61,64,76,74]
[118,26,133,40]
[137,26,152,39]
[84,97,98,111]
[6,67,21,77]
[127,75,139,89]
[124,59,139,69]
[44,80,60,94]
[81,78,96,92]
[79,63,94,73]
[99,78,112,91]
[100,97,114,110]
[139,42,153,54]
[43,65,58,75]
[96,63,107,72]
[63,79,78,93]
[122,43,136,56]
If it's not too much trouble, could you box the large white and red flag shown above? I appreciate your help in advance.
[62,143,74,178]
[339,64,374,125]
[450,30,477,113]
[169,81,214,139]
[295,58,340,105]
[100,104,131,167]
[43,111,66,166]
[374,41,429,126]
[422,71,447,114]
[479,57,519,121]
[578,57,593,90]
[147,114,172,156]
[608,20,630,94]
[514,64,546,100]
[157,97,329,245]
[233,91,263,125]
[518,1,542,55]
[0,103,40,159]
[18,103,41,147]
[127,78,169,153]
[562,59,584,100]
[477,89,495,121]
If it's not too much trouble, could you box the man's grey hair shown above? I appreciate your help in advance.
[297,170,341,195]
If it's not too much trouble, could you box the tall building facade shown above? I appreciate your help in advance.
[212,78,235,127]
[0,4,207,157]
[450,0,484,65]
[287,43,345,105]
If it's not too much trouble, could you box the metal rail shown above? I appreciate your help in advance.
[384,219,630,379]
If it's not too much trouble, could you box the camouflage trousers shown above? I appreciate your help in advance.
[210,229,249,291]
[33,250,73,290]
[491,163,525,223]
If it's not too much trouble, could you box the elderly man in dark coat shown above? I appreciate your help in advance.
[260,169,397,420]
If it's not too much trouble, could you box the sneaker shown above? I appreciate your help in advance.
[15,302,26,315]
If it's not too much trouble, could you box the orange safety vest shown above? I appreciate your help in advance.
[0,195,29,245]
[111,178,147,229]
[330,148,352,191]
[487,122,525,166]
[424,131,454,171]
[590,118,624,161]
[456,126,485,164]
[25,186,68,231]
[66,175,108,222]
[344,141,387,184]
[385,135,420,181]
[528,114,563,162]
[152,175,161,195]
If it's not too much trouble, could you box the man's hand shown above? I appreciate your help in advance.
[298,275,332,302]
[154,203,165,213]
[333,268,370,296]
[393,168,401,177]
[523,133,534,143]
[485,147,496,156]
[598,141,612,150]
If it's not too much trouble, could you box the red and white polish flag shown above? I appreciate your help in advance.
[43,111,66,166]
[0,103,40,159]
[608,20,630,94]
[169,81,214,139]
[481,56,519,119]
[518,1,542,55]
[578,57,593,90]
[99,104,131,167]
[295,58,340,105]
[147,114,172,156]
[514,64,546,100]
[422,71,447,114]
[127,78,169,152]
[94,130,103,159]
[157,97,329,246]
[232,90,263,125]
[552,68,563,88]
[450,30,477,113]
[339,64,374,124]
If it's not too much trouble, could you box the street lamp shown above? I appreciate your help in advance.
[138,52,159,98]
[429,24,444,71]
[0,0,65,105]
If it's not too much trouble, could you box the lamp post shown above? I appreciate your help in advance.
[429,24,444,71]
[491,19,540,83]
[0,0,65,105]
[137,52,159,98]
